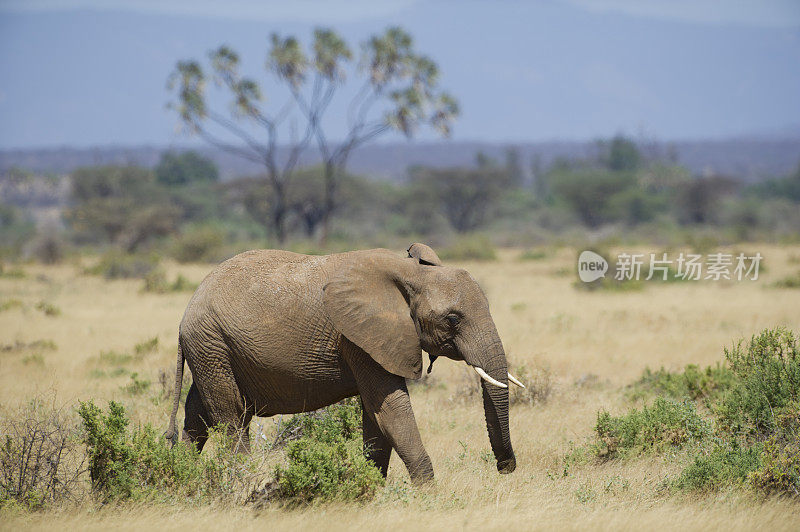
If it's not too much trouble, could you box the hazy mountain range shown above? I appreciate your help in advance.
[1,136,799,183]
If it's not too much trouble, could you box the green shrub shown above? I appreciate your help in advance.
[269,400,384,503]
[171,226,225,263]
[22,353,45,366]
[581,328,800,497]
[142,269,198,294]
[715,328,800,438]
[594,397,710,458]
[573,276,644,292]
[747,401,800,496]
[170,274,198,292]
[0,339,56,353]
[0,264,26,278]
[773,270,800,289]
[78,401,131,500]
[134,337,159,357]
[439,235,497,262]
[122,373,151,396]
[628,363,735,402]
[78,400,258,503]
[674,444,762,492]
[84,252,160,280]
[0,299,24,312]
[142,268,169,293]
[97,350,132,366]
[35,300,61,317]
[519,249,547,261]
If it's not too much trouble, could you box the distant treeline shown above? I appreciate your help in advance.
[2,136,799,182]
[1,135,800,264]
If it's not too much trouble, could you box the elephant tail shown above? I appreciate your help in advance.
[164,340,184,447]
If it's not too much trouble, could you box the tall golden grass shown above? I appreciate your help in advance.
[1,244,799,530]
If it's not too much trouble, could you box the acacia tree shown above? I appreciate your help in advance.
[168,27,457,244]
[168,45,311,243]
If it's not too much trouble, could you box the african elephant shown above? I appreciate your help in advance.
[165,243,522,483]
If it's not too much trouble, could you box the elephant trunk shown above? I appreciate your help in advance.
[463,331,516,474]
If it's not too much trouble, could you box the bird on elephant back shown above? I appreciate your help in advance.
[165,242,523,484]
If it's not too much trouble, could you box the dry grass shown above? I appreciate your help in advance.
[2,245,800,529]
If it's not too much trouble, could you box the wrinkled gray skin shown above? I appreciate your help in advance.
[165,243,516,483]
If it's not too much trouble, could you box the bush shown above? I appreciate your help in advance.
[518,249,547,261]
[171,226,225,263]
[142,269,169,293]
[573,276,644,292]
[121,373,151,396]
[614,328,799,497]
[571,328,800,497]
[22,353,45,366]
[142,268,198,294]
[628,363,735,403]
[134,337,159,357]
[267,400,384,504]
[96,350,132,366]
[67,166,180,251]
[35,300,61,317]
[773,270,800,289]
[0,263,26,278]
[0,339,57,353]
[674,444,762,492]
[438,234,497,262]
[0,299,24,312]
[84,252,160,280]
[0,399,86,510]
[748,402,800,496]
[78,400,260,503]
[715,328,800,439]
[594,397,710,459]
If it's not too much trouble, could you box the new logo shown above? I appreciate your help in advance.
[578,250,608,282]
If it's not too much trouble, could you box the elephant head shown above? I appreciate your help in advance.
[323,243,518,474]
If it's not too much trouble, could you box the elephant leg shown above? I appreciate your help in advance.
[185,343,252,454]
[206,387,253,454]
[342,341,434,484]
[362,399,391,477]
[182,382,210,451]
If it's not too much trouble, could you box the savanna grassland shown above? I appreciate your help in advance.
[2,244,800,531]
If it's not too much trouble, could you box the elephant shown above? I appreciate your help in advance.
[164,243,522,483]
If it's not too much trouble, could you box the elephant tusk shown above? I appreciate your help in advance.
[473,366,508,388]
[507,372,526,388]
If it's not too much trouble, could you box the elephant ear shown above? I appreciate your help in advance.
[407,243,442,266]
[323,252,422,379]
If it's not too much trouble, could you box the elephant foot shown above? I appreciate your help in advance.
[408,458,435,485]
[497,455,516,474]
[163,428,178,448]
[410,470,435,486]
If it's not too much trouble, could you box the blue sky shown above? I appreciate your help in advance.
[1,0,799,148]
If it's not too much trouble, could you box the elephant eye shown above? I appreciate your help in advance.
[446,314,460,327]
